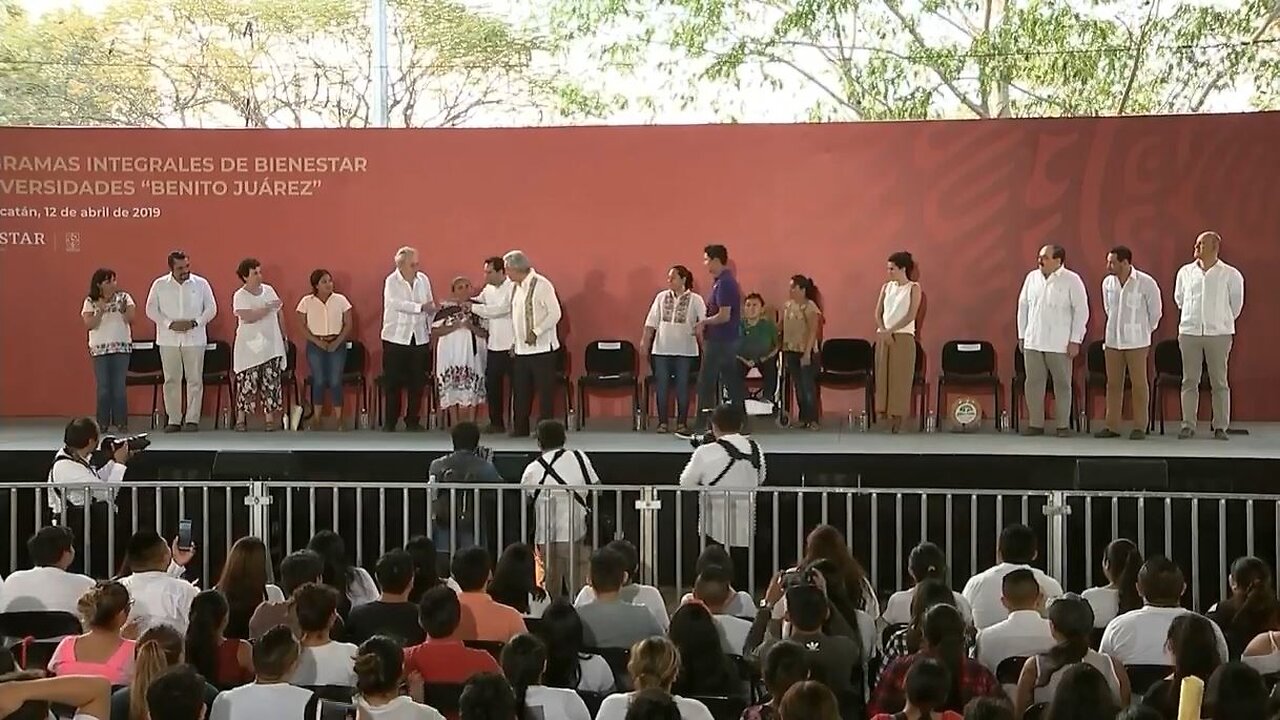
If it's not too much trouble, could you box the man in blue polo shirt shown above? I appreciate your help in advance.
[691,244,745,431]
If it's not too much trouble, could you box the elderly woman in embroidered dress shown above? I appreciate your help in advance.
[640,265,706,434]
[231,258,288,431]
[431,276,488,425]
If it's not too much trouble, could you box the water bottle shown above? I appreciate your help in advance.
[219,407,231,429]
[633,407,642,431]
[846,409,855,430]
[152,408,161,429]
[1077,409,1087,433]
[926,412,937,433]
[859,410,869,432]
[567,408,576,431]
[1000,410,1010,432]
[358,406,370,430]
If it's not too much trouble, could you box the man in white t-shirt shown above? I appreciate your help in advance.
[145,250,217,432]
[289,582,358,686]
[691,565,752,655]
[210,626,315,720]
[520,419,600,596]
[974,569,1055,690]
[0,526,95,614]
[1100,556,1229,665]
[962,523,1064,630]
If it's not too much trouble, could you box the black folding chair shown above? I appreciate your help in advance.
[303,340,371,429]
[421,682,466,715]
[303,685,355,703]
[1125,664,1173,696]
[576,340,639,430]
[815,338,875,423]
[938,340,1001,428]
[0,611,83,670]
[124,341,163,428]
[996,655,1028,685]
[464,639,505,661]
[1150,338,1209,435]
[587,646,632,690]
[201,340,233,428]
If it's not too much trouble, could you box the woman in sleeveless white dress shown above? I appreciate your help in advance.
[874,252,922,433]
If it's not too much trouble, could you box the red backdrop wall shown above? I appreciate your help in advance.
[2,113,1278,420]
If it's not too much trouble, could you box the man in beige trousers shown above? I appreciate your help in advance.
[1174,231,1244,440]
[1095,245,1162,440]
[1017,244,1089,437]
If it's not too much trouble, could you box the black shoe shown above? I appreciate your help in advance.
[163,424,181,434]
[182,422,199,432]
[1020,426,1045,437]
[1055,428,1073,438]
[483,424,506,435]
[1178,427,1195,440]
[404,422,425,432]
[1213,428,1230,441]
[1093,428,1122,439]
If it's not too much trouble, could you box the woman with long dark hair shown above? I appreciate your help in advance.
[780,275,822,429]
[353,635,444,719]
[1208,556,1280,658]
[308,529,378,611]
[82,268,136,432]
[874,251,921,433]
[1140,613,1222,718]
[500,633,591,720]
[1013,594,1127,715]
[295,268,352,430]
[487,543,549,617]
[1082,539,1143,628]
[668,603,741,699]
[868,605,1002,716]
[1043,664,1120,720]
[215,536,282,640]
[794,524,878,617]
[405,535,443,603]
[532,599,615,693]
[1204,661,1267,719]
[881,579,958,677]
[641,264,706,434]
[184,589,253,688]
[882,541,973,626]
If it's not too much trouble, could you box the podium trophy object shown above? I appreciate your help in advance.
[949,396,983,433]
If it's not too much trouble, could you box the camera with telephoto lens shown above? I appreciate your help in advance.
[90,434,150,467]
[685,430,717,449]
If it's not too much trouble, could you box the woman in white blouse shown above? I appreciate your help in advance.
[231,258,287,431]
[295,269,352,430]
[82,268,136,432]
[874,251,921,434]
[641,265,706,434]
[595,636,714,720]
[501,633,592,720]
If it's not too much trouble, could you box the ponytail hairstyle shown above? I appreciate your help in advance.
[1226,556,1280,643]
[1165,614,1222,708]
[499,634,546,720]
[1104,539,1144,614]
[353,635,404,699]
[404,535,442,603]
[908,541,947,584]
[536,599,588,690]
[669,265,694,292]
[628,636,681,692]
[78,580,130,630]
[184,589,229,682]
[128,624,184,720]
[920,604,967,712]
[789,275,819,305]
[1036,594,1095,688]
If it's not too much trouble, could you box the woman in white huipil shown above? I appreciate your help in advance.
[82,268,137,432]
[231,258,287,431]
[874,251,922,433]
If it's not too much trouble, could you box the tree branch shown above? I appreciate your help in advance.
[883,0,989,117]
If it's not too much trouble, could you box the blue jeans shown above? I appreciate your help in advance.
[307,341,348,407]
[92,352,130,428]
[652,355,693,426]
[696,336,745,428]
[783,350,819,423]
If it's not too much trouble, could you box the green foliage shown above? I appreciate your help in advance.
[551,0,1280,120]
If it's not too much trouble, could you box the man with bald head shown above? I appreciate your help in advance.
[381,246,435,431]
[504,250,563,437]
[1016,244,1089,436]
[1173,231,1244,440]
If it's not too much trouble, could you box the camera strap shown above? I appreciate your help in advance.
[708,438,761,486]
[532,450,591,509]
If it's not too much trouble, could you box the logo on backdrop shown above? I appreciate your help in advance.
[64,232,80,253]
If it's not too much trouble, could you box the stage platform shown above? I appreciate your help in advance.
[1,419,1277,492]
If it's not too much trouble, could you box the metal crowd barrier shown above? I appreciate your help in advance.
[2,481,1274,612]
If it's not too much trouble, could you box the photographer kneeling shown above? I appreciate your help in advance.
[679,404,766,593]
[47,417,141,577]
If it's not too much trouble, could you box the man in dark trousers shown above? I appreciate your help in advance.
[467,256,516,434]
[503,250,563,437]
[691,244,745,432]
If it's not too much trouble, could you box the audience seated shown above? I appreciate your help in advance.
[1013,594,1128,716]
[869,605,1002,716]
[1206,556,1280,659]
[961,524,1063,630]
[1042,663,1120,720]
[308,530,380,614]
[208,625,315,720]
[881,579,967,679]
[961,697,1014,720]
[0,672,112,720]
[973,569,1054,684]
[288,582,358,687]
[345,549,427,647]
[578,539,671,630]
[214,536,282,641]
[448,546,525,642]
[741,640,809,720]
[668,603,744,700]
[501,633,592,719]
[50,581,136,686]
[118,530,199,633]
[487,543,550,619]
[688,564,752,654]
[870,657,964,720]
[676,545,754,618]
[532,599,616,693]
[881,542,973,627]
[405,536,446,604]
[1242,623,1280,675]
[1099,556,1229,666]
[403,586,501,686]
[623,687,683,720]
[0,526,95,615]
[248,549,324,640]
[185,590,253,688]
[1139,614,1223,719]
[1203,661,1267,720]
[595,637,715,720]
[352,635,446,720]
[771,525,879,624]
[755,582,860,716]
[777,679,839,720]
[577,547,664,649]
[111,624,217,720]
[1080,539,1143,629]
[146,664,211,720]
[457,672,516,720]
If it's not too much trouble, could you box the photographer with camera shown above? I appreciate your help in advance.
[47,417,140,577]
[678,403,765,592]
[427,421,501,572]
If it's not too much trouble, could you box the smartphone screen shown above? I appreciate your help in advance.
[177,519,194,551]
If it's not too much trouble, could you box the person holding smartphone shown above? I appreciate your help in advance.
[231,258,288,431]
